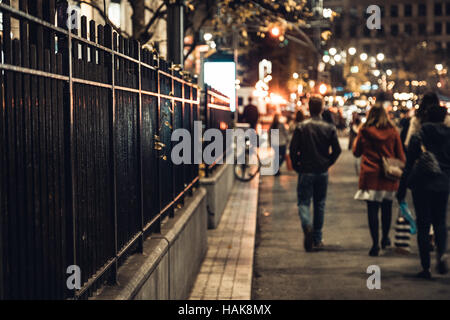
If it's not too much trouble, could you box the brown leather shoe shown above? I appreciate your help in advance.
[314,241,325,249]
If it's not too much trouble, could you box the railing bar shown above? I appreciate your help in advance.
[114,85,140,94]
[72,77,112,89]
[158,69,198,87]
[140,89,198,104]
[207,103,231,111]
[143,176,199,233]
[140,61,156,71]
[207,90,231,102]
[0,64,69,81]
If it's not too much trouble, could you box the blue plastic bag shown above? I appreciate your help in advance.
[399,201,417,235]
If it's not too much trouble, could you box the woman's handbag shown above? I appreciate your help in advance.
[381,156,405,181]
[367,134,405,181]
[407,141,442,188]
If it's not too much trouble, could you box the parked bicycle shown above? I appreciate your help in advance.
[233,137,261,182]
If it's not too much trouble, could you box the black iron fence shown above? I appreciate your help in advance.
[202,85,234,176]
[0,0,201,300]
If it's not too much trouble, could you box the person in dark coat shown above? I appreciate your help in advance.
[397,105,450,278]
[290,96,341,251]
[242,97,259,130]
[353,104,406,256]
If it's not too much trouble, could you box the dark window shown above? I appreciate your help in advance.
[376,27,385,38]
[390,46,398,57]
[380,5,385,17]
[238,97,243,106]
[335,24,342,38]
[350,25,357,37]
[363,25,371,37]
[363,44,371,55]
[391,24,399,36]
[418,23,427,35]
[435,22,443,34]
[447,22,450,34]
[435,3,443,16]
[447,2,450,15]
[390,5,398,17]
[405,24,413,35]
[404,4,412,16]
[419,3,427,16]
[447,42,450,54]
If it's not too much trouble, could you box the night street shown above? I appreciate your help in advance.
[253,138,450,300]
[2,0,450,306]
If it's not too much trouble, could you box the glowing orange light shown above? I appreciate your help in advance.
[319,83,328,95]
[219,121,228,130]
[270,27,280,37]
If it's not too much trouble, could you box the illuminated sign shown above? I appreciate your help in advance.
[204,61,236,112]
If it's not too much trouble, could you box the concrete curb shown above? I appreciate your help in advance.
[93,187,207,300]
[200,164,235,229]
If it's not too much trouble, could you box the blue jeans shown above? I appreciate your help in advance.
[297,172,329,244]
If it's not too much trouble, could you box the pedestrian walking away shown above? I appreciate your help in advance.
[242,97,260,130]
[402,93,450,258]
[397,104,450,279]
[270,114,289,176]
[353,104,406,257]
[289,96,342,252]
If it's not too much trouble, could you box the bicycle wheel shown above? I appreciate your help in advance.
[234,154,261,182]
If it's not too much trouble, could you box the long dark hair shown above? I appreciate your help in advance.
[363,104,395,129]
[270,114,280,129]
[417,92,440,123]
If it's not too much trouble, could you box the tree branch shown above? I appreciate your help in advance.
[184,2,215,60]
[139,1,167,43]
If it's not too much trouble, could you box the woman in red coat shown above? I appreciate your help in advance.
[353,105,406,256]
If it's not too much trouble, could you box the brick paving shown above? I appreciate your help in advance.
[189,175,259,300]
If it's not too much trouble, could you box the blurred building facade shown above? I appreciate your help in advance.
[324,0,450,59]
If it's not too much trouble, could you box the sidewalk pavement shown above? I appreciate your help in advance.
[189,173,259,300]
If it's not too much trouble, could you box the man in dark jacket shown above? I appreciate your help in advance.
[289,96,342,251]
[242,97,259,130]
[397,106,449,278]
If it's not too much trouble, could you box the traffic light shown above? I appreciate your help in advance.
[270,26,281,37]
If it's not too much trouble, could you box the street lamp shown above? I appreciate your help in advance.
[203,33,213,41]
[322,8,333,19]
[348,47,356,55]
[323,55,331,63]
[293,72,299,79]
[329,47,337,56]
[334,54,342,62]
[435,64,444,72]
[319,83,328,95]
[360,53,368,61]
[386,69,392,76]
[376,53,385,61]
